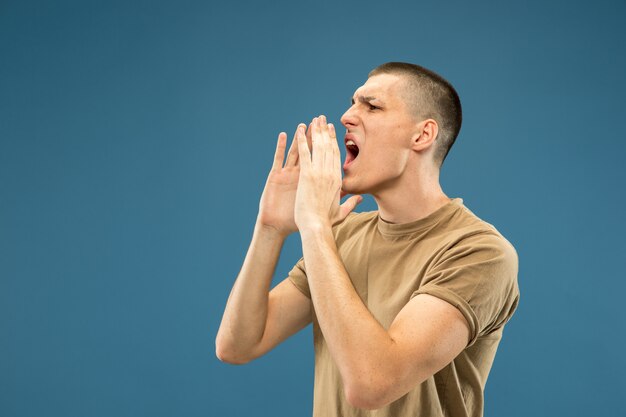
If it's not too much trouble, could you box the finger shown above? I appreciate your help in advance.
[285,124,305,167]
[319,115,331,169]
[272,132,287,170]
[339,195,363,220]
[306,121,314,157]
[329,122,340,174]
[323,116,337,173]
[296,124,311,169]
[311,117,322,168]
[328,121,338,151]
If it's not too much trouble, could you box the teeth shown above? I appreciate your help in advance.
[346,140,356,146]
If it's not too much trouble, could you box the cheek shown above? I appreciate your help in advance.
[367,147,407,178]
[371,136,409,168]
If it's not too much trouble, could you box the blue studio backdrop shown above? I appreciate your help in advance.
[1,0,625,416]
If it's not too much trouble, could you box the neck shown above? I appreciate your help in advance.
[372,164,451,224]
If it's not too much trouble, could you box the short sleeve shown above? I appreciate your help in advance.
[288,257,310,298]
[412,232,520,347]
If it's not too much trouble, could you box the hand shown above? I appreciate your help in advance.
[294,115,362,232]
[256,125,305,238]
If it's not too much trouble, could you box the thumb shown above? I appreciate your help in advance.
[338,195,363,221]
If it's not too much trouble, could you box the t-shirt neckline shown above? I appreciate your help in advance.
[376,197,463,236]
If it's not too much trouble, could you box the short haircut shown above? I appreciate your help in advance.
[369,62,462,167]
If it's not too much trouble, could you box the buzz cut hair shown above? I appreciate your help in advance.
[368,62,462,168]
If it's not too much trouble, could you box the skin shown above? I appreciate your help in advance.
[216,73,470,410]
[341,73,452,223]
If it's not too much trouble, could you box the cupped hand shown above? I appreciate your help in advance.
[294,116,362,232]
[256,125,306,238]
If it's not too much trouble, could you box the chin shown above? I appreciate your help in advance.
[340,180,355,195]
[341,179,366,196]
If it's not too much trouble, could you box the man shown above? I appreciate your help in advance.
[215,62,519,417]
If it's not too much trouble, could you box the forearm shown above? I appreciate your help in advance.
[216,222,285,361]
[300,224,396,388]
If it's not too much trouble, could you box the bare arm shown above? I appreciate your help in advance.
[216,125,318,364]
[216,121,361,364]
[215,224,312,364]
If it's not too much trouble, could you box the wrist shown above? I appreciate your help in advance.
[298,220,333,239]
[254,222,290,243]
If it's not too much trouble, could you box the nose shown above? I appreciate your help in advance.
[340,105,358,129]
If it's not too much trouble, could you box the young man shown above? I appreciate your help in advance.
[216,62,520,417]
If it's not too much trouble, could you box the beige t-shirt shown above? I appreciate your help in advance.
[288,197,519,417]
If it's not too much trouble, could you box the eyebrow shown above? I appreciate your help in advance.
[351,95,385,106]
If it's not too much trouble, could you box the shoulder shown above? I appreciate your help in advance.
[446,201,518,264]
[425,202,520,297]
[420,205,520,339]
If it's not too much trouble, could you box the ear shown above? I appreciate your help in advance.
[411,119,439,152]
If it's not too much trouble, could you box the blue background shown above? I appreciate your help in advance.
[2,0,625,416]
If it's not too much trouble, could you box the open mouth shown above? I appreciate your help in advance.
[344,138,360,168]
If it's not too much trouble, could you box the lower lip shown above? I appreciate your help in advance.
[343,154,357,171]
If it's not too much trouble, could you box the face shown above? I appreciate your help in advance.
[340,73,421,196]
